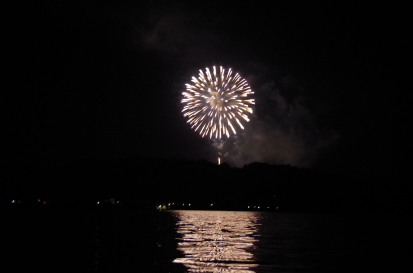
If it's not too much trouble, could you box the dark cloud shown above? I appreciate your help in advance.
[133,3,222,66]
[221,69,338,168]
[137,6,191,53]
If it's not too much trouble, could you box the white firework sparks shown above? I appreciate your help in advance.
[182,66,255,139]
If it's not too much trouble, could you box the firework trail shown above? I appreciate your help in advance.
[182,66,254,140]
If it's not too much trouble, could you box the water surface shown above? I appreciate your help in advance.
[5,208,410,272]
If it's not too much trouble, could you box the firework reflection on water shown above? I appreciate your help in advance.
[172,210,260,272]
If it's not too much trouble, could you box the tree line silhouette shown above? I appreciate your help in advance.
[2,157,410,212]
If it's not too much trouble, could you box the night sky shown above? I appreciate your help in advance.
[4,2,409,177]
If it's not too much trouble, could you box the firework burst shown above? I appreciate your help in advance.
[182,66,254,139]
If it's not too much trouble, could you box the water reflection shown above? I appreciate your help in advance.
[172,210,260,272]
